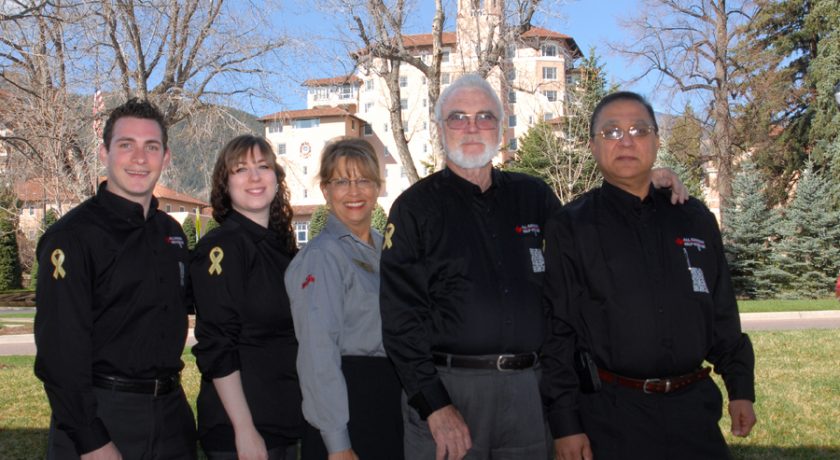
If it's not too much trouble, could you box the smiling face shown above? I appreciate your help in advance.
[589,98,660,196]
[441,87,501,170]
[321,156,380,235]
[227,146,278,226]
[99,116,170,213]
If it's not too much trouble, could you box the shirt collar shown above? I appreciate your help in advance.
[324,213,383,251]
[226,209,274,242]
[96,181,158,225]
[600,180,655,214]
[442,166,504,196]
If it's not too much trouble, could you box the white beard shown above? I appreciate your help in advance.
[446,142,499,169]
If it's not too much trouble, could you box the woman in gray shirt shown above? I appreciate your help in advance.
[285,137,403,460]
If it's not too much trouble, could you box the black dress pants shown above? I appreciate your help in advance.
[301,355,404,460]
[46,386,197,460]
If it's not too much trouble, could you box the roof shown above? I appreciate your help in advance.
[292,204,321,218]
[401,32,458,48]
[14,178,80,203]
[259,105,360,122]
[154,183,208,207]
[303,75,362,87]
[521,26,582,58]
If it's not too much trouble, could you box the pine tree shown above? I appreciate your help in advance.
[182,216,197,250]
[722,163,781,298]
[308,205,329,239]
[771,163,840,298]
[371,204,387,234]
[0,189,22,290]
[656,144,705,202]
[204,218,220,234]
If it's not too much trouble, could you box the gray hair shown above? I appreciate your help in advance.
[433,73,505,129]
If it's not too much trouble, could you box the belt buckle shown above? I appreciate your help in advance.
[153,379,161,397]
[496,354,516,371]
[643,378,672,394]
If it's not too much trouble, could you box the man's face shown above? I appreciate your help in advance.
[589,99,659,187]
[441,87,500,169]
[98,116,170,206]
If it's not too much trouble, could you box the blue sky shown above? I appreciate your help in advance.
[259,0,677,116]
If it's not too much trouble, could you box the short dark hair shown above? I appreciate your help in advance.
[589,91,658,139]
[102,98,168,149]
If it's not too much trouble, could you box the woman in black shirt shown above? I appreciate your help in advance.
[191,135,302,459]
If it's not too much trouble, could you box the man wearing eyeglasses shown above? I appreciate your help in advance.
[541,91,756,460]
[380,76,687,460]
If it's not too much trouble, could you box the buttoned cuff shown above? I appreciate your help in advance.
[547,407,583,439]
[724,375,755,402]
[321,427,352,454]
[408,379,452,420]
[69,417,111,455]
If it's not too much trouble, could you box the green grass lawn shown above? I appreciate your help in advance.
[2,331,839,459]
[738,298,839,313]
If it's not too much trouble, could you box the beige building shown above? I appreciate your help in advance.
[261,0,582,233]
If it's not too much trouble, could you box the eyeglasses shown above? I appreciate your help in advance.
[597,124,657,140]
[327,178,377,191]
[444,112,498,130]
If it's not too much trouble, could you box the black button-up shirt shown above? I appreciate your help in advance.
[34,182,191,454]
[191,210,302,451]
[541,181,755,438]
[380,168,561,418]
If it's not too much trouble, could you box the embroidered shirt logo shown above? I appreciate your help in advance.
[384,223,395,250]
[675,237,706,251]
[302,274,315,289]
[51,249,66,279]
[515,224,541,236]
[166,236,185,248]
[208,246,224,275]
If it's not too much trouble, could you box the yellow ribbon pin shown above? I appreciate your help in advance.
[51,249,66,279]
[208,246,224,275]
[384,223,395,250]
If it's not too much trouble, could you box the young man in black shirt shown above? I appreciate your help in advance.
[34,99,197,459]
[542,92,756,460]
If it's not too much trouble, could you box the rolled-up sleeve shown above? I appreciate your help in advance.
[285,245,351,453]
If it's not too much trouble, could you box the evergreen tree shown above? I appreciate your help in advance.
[722,162,781,298]
[771,163,840,298]
[29,209,59,290]
[182,216,197,250]
[204,218,220,233]
[656,144,705,202]
[371,204,387,234]
[0,189,22,290]
[663,102,706,198]
[308,205,329,239]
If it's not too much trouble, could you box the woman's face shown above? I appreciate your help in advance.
[321,156,379,233]
[227,146,277,225]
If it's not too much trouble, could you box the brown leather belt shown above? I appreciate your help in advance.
[597,367,711,394]
[432,352,538,371]
[93,373,181,397]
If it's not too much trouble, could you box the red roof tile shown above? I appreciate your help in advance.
[521,26,582,57]
[303,75,362,87]
[154,183,208,207]
[259,105,360,122]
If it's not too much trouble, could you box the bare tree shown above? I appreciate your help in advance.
[611,0,759,225]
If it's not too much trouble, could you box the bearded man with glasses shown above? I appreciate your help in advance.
[541,91,756,460]
[380,76,688,460]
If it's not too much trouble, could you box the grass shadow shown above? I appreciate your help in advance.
[0,428,47,460]
[733,445,840,460]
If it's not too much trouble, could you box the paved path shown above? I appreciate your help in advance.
[1,311,838,357]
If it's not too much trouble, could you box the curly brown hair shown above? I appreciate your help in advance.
[210,134,297,255]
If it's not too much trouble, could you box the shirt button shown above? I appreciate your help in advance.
[503,288,510,294]
[491,233,497,239]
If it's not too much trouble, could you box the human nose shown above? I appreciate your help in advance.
[618,129,635,146]
[465,117,480,133]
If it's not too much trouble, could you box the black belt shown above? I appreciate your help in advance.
[92,373,181,397]
[432,352,538,371]
[597,367,711,394]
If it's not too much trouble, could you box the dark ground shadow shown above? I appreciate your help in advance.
[0,429,213,459]
[732,445,840,459]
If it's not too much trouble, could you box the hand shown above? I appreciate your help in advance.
[427,405,472,460]
[80,442,122,460]
[328,449,359,460]
[728,399,756,437]
[651,167,689,204]
[553,434,592,460]
[233,424,268,460]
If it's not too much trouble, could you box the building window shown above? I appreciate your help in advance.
[543,67,557,80]
[384,123,389,132]
[400,98,408,110]
[384,147,391,157]
[363,123,373,135]
[294,118,320,129]
[508,115,517,127]
[277,143,286,155]
[506,44,516,58]
[179,206,185,212]
[422,76,427,85]
[442,49,450,63]
[423,144,427,153]
[365,79,374,91]
[422,98,427,107]
[312,87,329,100]
[303,166,308,175]
[508,138,518,150]
[400,167,406,178]
[400,76,408,87]
[351,120,356,129]
[508,90,516,103]
[506,68,516,81]
[165,204,172,212]
[303,189,308,198]
[441,73,450,85]
[541,44,558,57]
[268,121,283,133]
[543,113,555,121]
[339,85,353,100]
[543,90,558,102]
[28,205,34,215]
[364,102,373,113]
[295,222,309,245]
[423,121,427,130]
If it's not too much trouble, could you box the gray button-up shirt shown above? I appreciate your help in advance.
[285,214,385,453]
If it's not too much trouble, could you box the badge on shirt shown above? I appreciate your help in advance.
[166,236,185,248]
[301,274,315,289]
[530,248,545,273]
[178,261,186,287]
[208,246,224,275]
[51,249,66,280]
[384,223,395,250]
[352,259,375,273]
[681,247,709,293]
[516,224,541,236]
